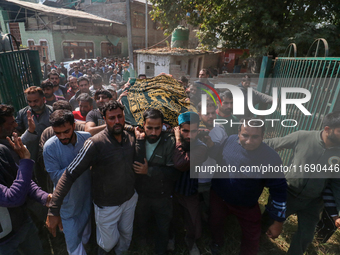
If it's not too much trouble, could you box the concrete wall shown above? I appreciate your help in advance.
[137,54,170,77]
[0,8,9,33]
[83,3,127,24]
[136,53,221,79]
[19,23,56,61]
[83,1,170,49]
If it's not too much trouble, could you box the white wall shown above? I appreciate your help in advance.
[137,54,170,77]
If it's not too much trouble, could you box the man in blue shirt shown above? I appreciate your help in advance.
[44,110,92,255]
[208,119,287,255]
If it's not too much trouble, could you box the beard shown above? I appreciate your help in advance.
[59,132,74,145]
[203,120,214,129]
[328,131,340,146]
[146,134,160,144]
[220,107,232,115]
[180,134,191,151]
[31,104,45,113]
[80,111,88,117]
[108,123,124,136]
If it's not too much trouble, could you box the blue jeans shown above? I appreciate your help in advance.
[0,216,43,255]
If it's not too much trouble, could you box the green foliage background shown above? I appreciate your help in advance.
[149,0,340,57]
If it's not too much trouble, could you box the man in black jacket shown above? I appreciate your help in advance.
[46,101,142,255]
[134,108,179,255]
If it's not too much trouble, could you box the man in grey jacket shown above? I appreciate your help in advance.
[16,86,53,186]
[264,111,340,255]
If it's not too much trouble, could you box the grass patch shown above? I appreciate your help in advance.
[41,189,340,254]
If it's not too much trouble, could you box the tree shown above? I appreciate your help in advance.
[149,0,340,56]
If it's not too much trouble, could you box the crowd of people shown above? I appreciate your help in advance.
[42,57,134,86]
[1,59,340,255]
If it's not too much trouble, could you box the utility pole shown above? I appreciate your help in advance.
[126,0,135,77]
[145,0,148,49]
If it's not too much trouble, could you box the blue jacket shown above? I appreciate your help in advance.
[211,135,287,222]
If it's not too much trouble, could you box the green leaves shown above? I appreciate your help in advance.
[150,0,340,56]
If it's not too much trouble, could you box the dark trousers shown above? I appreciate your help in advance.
[315,208,337,243]
[174,192,201,250]
[135,195,173,255]
[209,189,262,255]
[0,216,43,255]
[286,192,323,255]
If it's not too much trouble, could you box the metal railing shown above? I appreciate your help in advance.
[0,42,42,112]
[258,40,340,164]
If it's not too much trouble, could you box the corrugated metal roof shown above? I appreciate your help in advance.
[2,0,124,25]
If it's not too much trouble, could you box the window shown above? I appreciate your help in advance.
[133,12,145,28]
[145,62,155,77]
[28,40,48,62]
[63,41,94,60]
[101,42,122,57]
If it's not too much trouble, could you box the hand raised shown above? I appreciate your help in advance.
[6,132,30,159]
[134,126,145,140]
[27,110,35,133]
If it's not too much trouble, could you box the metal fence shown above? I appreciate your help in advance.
[0,50,42,112]
[258,56,340,164]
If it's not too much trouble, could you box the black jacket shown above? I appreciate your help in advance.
[135,132,180,199]
[49,129,139,216]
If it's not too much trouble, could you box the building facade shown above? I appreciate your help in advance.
[0,0,126,63]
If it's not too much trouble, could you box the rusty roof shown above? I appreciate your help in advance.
[134,47,218,56]
[2,0,124,25]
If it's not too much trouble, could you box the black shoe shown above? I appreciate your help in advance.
[210,243,221,255]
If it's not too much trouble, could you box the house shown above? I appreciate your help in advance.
[0,0,127,63]
[134,47,221,79]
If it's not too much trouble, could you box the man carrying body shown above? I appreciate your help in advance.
[209,119,287,255]
[215,90,239,136]
[173,112,208,255]
[85,89,112,136]
[236,75,272,119]
[47,101,141,255]
[44,110,92,255]
[196,101,227,222]
[264,111,340,255]
[41,80,65,106]
[134,108,179,255]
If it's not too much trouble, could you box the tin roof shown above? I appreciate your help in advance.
[2,0,123,25]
